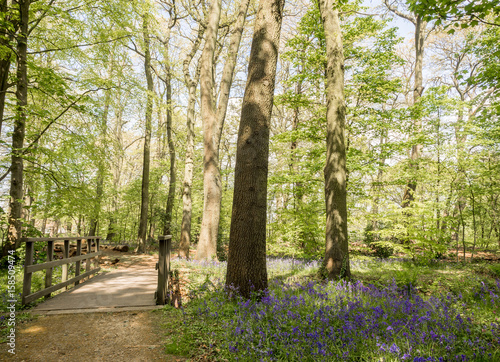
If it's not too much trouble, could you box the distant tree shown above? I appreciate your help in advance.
[196,0,251,260]
[384,0,431,209]
[226,0,285,297]
[137,13,154,253]
[179,23,204,259]
[196,0,222,260]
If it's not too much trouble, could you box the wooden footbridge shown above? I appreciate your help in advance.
[21,236,172,314]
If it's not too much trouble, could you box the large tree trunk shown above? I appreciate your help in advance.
[179,25,204,259]
[137,14,154,253]
[4,0,29,257]
[318,0,350,279]
[196,0,251,260]
[225,0,285,298]
[196,0,223,260]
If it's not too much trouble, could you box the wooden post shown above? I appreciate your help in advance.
[44,240,54,299]
[61,239,69,289]
[75,239,82,285]
[86,239,92,273]
[156,235,172,305]
[95,237,100,268]
[22,241,34,305]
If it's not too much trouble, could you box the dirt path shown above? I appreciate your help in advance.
[1,249,187,362]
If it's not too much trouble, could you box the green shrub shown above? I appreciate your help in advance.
[370,241,394,258]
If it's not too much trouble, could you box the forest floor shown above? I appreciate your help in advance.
[2,246,498,361]
[1,248,188,362]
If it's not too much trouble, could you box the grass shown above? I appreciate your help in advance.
[159,254,500,361]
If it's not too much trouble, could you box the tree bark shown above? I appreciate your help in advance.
[163,61,176,236]
[225,0,285,297]
[89,90,110,237]
[137,14,154,253]
[318,0,350,279]
[196,0,223,260]
[4,0,29,257]
[179,25,204,259]
[107,102,124,242]
[402,15,426,208]
[197,0,251,260]
[0,0,15,137]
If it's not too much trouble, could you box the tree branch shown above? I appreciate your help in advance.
[383,0,416,24]
[28,35,131,54]
[28,0,56,36]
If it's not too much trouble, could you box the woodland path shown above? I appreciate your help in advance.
[1,250,187,361]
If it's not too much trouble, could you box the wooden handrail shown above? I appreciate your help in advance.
[22,237,102,305]
[21,236,102,242]
[25,252,101,273]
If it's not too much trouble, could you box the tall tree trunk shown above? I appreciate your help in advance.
[197,0,251,260]
[107,103,124,242]
[179,25,204,259]
[402,15,426,208]
[371,134,387,232]
[88,87,111,236]
[163,62,176,236]
[383,2,426,209]
[196,0,223,260]
[0,0,15,137]
[137,14,154,253]
[226,0,285,297]
[4,0,29,257]
[318,0,350,279]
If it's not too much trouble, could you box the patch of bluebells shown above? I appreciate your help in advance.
[191,278,500,361]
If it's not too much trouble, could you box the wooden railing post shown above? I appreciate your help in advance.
[45,240,54,299]
[86,239,92,274]
[22,240,34,305]
[62,239,69,289]
[75,239,82,285]
[95,237,100,268]
[156,235,172,305]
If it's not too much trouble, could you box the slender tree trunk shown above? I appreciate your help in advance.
[495,226,500,249]
[0,0,14,137]
[197,0,251,260]
[0,53,10,137]
[225,0,285,297]
[318,0,350,279]
[402,15,425,208]
[469,183,477,260]
[163,62,176,236]
[372,135,387,232]
[137,14,154,253]
[291,74,304,203]
[179,25,204,259]
[214,0,251,146]
[107,104,124,242]
[4,0,29,257]
[89,88,111,236]
[196,0,223,260]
